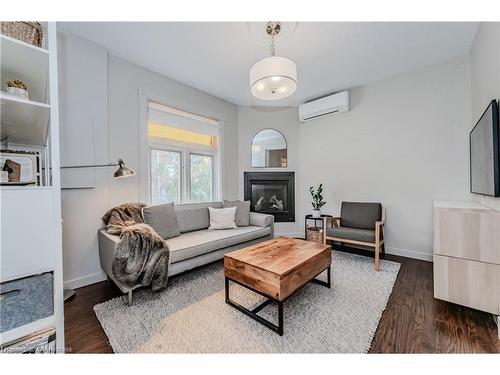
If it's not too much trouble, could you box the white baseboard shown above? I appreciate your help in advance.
[274,232,303,238]
[64,271,107,290]
[276,233,433,262]
[385,246,433,262]
[496,315,500,340]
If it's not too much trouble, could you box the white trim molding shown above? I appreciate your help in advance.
[309,237,434,262]
[138,87,225,204]
[385,246,433,262]
[64,271,107,290]
[496,315,500,340]
[274,232,304,239]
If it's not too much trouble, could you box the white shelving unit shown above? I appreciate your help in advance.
[0,23,64,352]
[0,33,49,104]
[0,93,50,145]
[0,316,56,348]
[1,23,51,188]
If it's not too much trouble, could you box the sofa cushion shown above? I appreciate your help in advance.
[142,203,180,239]
[174,202,223,233]
[223,200,250,227]
[166,225,271,263]
[326,226,375,243]
[340,202,382,230]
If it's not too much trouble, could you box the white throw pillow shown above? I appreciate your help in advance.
[208,206,237,230]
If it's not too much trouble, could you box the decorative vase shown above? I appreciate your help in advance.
[312,209,321,218]
[6,86,29,100]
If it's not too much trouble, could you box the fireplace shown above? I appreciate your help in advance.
[244,172,295,222]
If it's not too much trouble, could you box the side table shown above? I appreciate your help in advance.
[304,214,333,243]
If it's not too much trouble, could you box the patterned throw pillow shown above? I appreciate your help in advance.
[142,203,180,239]
[223,200,250,227]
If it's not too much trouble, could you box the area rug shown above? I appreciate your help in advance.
[94,251,400,353]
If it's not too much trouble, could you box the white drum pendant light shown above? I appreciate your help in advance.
[250,22,297,100]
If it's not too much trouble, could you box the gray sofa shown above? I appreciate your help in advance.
[98,202,274,302]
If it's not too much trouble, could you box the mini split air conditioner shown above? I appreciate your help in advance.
[298,91,349,122]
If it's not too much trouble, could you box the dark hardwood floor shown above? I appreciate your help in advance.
[64,246,499,354]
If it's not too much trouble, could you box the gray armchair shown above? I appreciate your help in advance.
[322,202,385,271]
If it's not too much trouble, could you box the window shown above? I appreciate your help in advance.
[148,102,219,205]
[190,154,213,203]
[150,149,181,204]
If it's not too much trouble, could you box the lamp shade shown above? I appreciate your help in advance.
[250,56,297,100]
[114,159,135,178]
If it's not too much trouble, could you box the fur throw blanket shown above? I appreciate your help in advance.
[102,202,146,235]
[102,203,170,291]
[112,223,170,291]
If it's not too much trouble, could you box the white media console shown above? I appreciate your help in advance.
[433,201,500,338]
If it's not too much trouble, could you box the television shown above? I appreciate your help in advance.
[469,99,500,197]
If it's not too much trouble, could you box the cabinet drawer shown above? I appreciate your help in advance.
[433,255,500,314]
[433,207,500,264]
[0,273,54,333]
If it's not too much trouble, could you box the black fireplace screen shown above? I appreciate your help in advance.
[244,172,295,222]
[251,183,288,213]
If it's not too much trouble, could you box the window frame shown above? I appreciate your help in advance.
[149,147,183,205]
[188,151,215,203]
[149,137,218,205]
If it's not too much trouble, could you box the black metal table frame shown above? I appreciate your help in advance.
[224,266,331,336]
[304,214,334,231]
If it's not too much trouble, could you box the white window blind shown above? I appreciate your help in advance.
[148,101,219,136]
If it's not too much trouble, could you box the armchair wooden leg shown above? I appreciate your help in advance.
[374,245,380,271]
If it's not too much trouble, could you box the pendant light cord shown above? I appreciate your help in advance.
[269,34,276,56]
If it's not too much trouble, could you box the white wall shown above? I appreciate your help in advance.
[298,56,472,261]
[470,23,500,211]
[59,31,239,288]
[238,107,302,237]
[58,31,111,288]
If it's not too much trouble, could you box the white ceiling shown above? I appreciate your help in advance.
[59,22,479,106]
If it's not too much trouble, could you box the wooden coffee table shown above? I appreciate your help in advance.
[224,236,331,335]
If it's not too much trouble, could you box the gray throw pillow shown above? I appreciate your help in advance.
[142,203,180,239]
[223,200,250,227]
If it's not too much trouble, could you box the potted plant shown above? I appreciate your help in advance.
[309,184,326,218]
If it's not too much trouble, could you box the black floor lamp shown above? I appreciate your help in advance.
[60,158,135,301]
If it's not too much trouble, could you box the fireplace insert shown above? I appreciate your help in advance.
[244,172,295,222]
